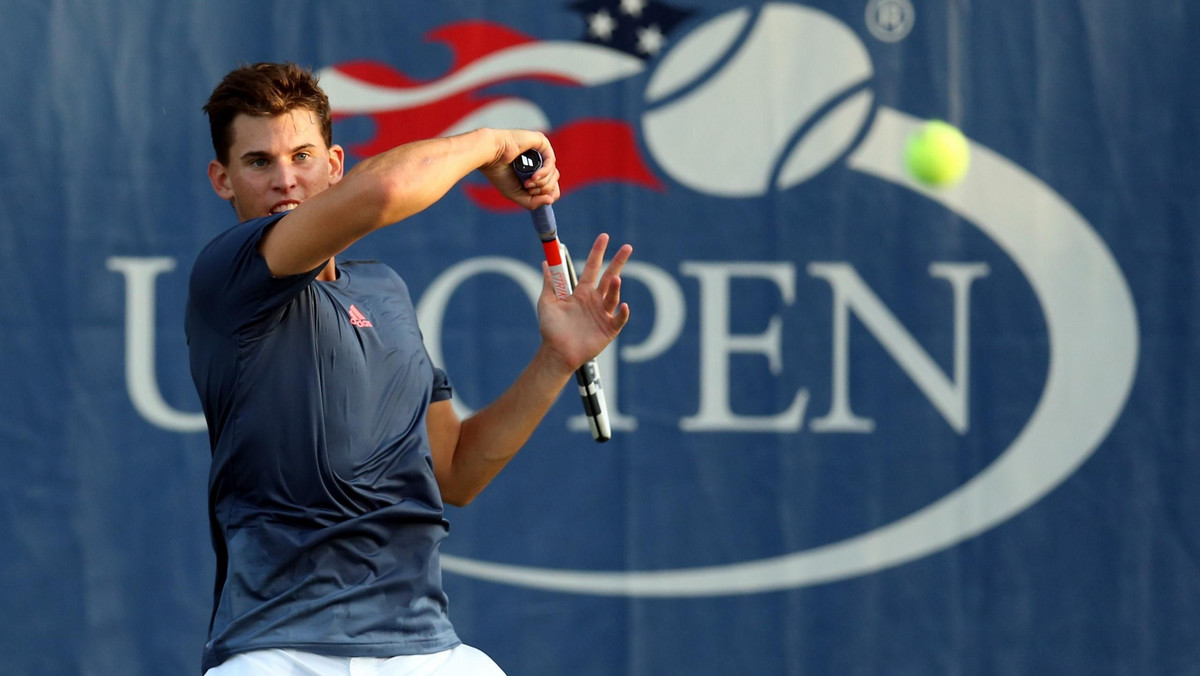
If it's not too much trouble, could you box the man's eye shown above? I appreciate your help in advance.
[295,152,310,161]
[251,159,268,168]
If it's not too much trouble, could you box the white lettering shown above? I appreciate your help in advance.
[113,254,984,438]
[807,262,989,434]
[106,257,206,432]
[679,262,809,431]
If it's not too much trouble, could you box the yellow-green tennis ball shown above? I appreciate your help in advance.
[904,120,970,187]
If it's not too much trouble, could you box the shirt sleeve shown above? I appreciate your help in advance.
[188,214,325,337]
[430,367,453,403]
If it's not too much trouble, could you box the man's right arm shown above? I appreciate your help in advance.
[259,128,560,277]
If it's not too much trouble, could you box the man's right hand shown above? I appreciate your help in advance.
[478,129,561,211]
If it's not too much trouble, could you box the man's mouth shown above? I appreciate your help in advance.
[269,201,300,215]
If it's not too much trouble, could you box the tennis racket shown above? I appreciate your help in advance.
[511,149,612,442]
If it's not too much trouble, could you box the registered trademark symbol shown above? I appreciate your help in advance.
[865,0,914,42]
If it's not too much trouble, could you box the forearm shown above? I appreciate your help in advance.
[261,128,522,276]
[348,128,504,228]
[437,345,574,506]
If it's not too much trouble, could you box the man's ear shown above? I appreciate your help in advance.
[208,159,235,200]
[328,144,346,185]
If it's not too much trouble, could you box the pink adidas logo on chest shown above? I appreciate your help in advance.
[347,304,373,328]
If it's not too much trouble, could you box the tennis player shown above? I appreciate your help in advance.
[187,62,631,675]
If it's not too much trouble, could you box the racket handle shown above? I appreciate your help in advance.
[511,149,612,443]
[512,150,557,241]
[529,205,557,242]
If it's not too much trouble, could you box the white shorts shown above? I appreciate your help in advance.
[204,645,506,676]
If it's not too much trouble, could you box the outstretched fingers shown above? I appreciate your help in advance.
[576,234,610,288]
[586,237,632,334]
[599,248,632,314]
[608,287,631,332]
[579,234,631,284]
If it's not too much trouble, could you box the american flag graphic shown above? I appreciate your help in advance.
[317,0,694,211]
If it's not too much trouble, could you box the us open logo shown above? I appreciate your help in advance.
[421,2,1136,596]
[107,2,1137,596]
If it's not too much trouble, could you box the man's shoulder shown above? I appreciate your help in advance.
[186,214,312,334]
[193,215,285,268]
[339,260,415,306]
[341,259,404,283]
[340,258,390,270]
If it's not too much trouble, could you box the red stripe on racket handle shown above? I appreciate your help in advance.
[541,240,563,266]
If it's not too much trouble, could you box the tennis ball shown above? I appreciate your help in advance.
[904,120,970,187]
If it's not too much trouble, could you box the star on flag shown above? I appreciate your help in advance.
[571,0,693,57]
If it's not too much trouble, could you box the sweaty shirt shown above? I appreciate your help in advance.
[185,215,460,671]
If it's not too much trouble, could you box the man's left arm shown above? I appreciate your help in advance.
[427,234,632,506]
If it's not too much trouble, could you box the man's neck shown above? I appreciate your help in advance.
[317,257,337,282]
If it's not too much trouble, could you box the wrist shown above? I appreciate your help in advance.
[473,128,504,168]
[532,342,577,383]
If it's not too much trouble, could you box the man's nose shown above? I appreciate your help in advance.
[271,162,297,191]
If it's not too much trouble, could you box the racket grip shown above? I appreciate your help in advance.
[530,205,557,241]
[512,150,558,240]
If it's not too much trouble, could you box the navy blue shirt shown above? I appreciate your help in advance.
[186,215,460,671]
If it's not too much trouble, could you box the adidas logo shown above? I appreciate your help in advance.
[348,304,373,328]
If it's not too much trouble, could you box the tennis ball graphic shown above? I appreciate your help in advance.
[642,3,875,197]
[904,120,970,187]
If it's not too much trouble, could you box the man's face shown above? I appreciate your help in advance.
[207,108,344,223]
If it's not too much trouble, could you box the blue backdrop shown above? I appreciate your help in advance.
[1,1,1196,674]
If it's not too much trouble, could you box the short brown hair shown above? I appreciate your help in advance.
[203,62,333,165]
